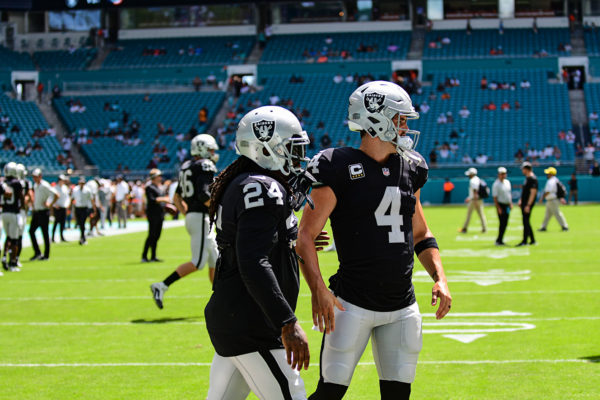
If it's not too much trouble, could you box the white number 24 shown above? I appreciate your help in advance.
[374,186,405,243]
[243,181,284,209]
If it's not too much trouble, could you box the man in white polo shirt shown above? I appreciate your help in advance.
[52,174,70,243]
[29,168,59,261]
[492,167,512,245]
[114,175,130,229]
[71,177,96,245]
[460,167,487,233]
[538,167,569,232]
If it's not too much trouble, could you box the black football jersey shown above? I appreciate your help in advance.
[2,178,23,214]
[308,147,428,312]
[205,172,300,357]
[176,158,216,214]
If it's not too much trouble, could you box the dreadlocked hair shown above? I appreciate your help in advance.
[209,156,291,224]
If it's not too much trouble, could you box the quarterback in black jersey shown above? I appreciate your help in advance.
[296,81,452,400]
[150,134,220,309]
[204,106,312,400]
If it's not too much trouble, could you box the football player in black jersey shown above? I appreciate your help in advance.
[204,106,312,400]
[1,162,25,271]
[0,172,13,276]
[150,134,220,309]
[296,81,452,400]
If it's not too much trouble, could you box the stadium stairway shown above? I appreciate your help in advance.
[37,100,86,169]
[245,41,264,65]
[87,46,111,71]
[407,25,426,60]
[570,23,587,56]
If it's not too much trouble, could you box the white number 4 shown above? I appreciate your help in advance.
[243,181,284,209]
[375,186,405,243]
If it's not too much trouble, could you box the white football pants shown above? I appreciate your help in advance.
[207,349,306,400]
[185,212,217,269]
[320,298,422,386]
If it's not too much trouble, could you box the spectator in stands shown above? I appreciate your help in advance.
[320,132,332,149]
[52,84,61,99]
[206,73,217,88]
[441,92,451,100]
[143,94,152,102]
[10,124,20,133]
[0,113,9,127]
[480,76,488,89]
[462,153,473,164]
[475,153,489,164]
[333,73,343,84]
[439,143,450,159]
[37,82,44,103]
[589,111,599,121]
[419,101,430,114]
[441,36,451,45]
[436,113,447,124]
[501,101,511,111]
[108,119,119,131]
[198,107,208,126]
[429,149,438,166]
[514,149,525,163]
[514,100,521,110]
[590,161,600,176]
[446,111,454,123]
[157,123,165,135]
[33,141,43,151]
[566,129,576,143]
[192,76,203,92]
[584,143,595,166]
[484,101,497,111]
[289,74,304,83]
[520,79,531,89]
[458,105,470,119]
[269,93,280,105]
[488,81,498,90]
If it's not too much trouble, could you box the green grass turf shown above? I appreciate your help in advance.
[0,204,599,399]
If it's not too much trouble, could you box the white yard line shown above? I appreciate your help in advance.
[0,359,591,368]
[0,316,598,327]
[2,289,598,301]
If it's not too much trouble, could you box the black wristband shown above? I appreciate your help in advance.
[415,237,439,256]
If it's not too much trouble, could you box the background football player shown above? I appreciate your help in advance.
[1,162,25,271]
[150,134,220,309]
[296,81,452,400]
[204,106,311,400]
[15,164,32,266]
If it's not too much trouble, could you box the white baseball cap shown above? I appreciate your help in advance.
[464,167,477,176]
[497,167,507,174]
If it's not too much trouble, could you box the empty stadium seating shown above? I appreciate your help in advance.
[33,48,98,71]
[584,28,600,56]
[423,28,571,59]
[101,36,255,69]
[53,92,225,171]
[410,69,574,164]
[0,95,63,170]
[0,46,35,72]
[260,31,411,63]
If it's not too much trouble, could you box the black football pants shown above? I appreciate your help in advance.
[142,214,163,259]
[496,203,510,243]
[30,210,50,258]
[52,207,67,241]
[75,207,88,242]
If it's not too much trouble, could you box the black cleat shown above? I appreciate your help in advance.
[29,254,42,261]
[150,258,164,263]
[515,242,528,247]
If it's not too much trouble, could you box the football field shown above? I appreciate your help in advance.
[0,204,598,399]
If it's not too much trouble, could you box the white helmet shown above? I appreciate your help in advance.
[16,163,26,179]
[3,162,18,178]
[191,134,219,162]
[236,106,309,176]
[348,80,420,152]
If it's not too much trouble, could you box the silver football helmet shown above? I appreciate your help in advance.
[16,163,27,179]
[3,161,18,178]
[191,134,219,163]
[236,106,310,176]
[348,80,420,152]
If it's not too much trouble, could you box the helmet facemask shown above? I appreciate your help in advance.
[382,107,420,153]
[267,131,310,177]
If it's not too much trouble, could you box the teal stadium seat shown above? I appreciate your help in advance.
[0,95,63,170]
[53,92,225,172]
[101,36,255,69]
[409,69,573,164]
[423,28,571,59]
[260,31,411,63]
[0,46,35,72]
[33,48,98,71]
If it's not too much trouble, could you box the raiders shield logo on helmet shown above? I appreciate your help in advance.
[252,120,275,142]
[364,92,385,113]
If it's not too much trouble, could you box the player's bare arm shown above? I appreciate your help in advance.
[297,186,345,333]
[173,192,188,215]
[281,320,310,371]
[413,189,452,320]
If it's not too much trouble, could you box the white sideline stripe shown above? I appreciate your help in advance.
[8,272,600,285]
[2,289,598,301]
[0,316,598,326]
[0,359,591,368]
